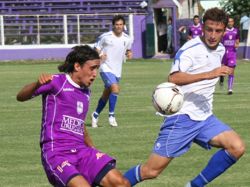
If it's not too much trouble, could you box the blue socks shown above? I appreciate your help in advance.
[124,165,142,186]
[191,149,237,187]
[109,93,118,115]
[94,93,118,118]
[94,98,107,118]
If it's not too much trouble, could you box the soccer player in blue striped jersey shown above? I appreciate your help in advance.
[91,15,133,128]
[124,8,245,187]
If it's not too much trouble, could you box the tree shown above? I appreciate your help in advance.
[220,0,250,17]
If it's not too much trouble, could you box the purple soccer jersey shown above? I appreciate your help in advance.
[222,27,239,52]
[189,23,203,38]
[221,27,239,67]
[33,74,114,186]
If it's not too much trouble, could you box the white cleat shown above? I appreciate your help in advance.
[109,116,118,127]
[91,113,99,128]
[184,182,192,187]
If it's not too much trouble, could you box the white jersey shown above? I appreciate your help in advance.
[170,37,225,121]
[95,31,132,78]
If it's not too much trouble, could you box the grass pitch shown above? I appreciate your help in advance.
[0,59,249,187]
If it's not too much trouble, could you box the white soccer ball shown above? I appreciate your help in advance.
[152,82,184,115]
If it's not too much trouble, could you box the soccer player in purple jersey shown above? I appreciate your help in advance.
[17,45,130,187]
[188,15,203,40]
[220,17,240,95]
[124,8,245,187]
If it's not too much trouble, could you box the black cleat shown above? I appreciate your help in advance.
[228,90,233,95]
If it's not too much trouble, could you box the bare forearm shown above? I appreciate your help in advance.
[169,66,233,86]
[168,72,211,85]
[16,82,40,102]
[17,73,53,102]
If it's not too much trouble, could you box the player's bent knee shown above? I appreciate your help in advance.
[229,139,246,159]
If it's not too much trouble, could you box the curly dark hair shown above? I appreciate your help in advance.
[58,45,99,73]
[203,8,229,27]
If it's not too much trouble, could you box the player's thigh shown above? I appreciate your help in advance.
[100,168,130,187]
[141,153,173,178]
[67,175,91,187]
[209,130,245,158]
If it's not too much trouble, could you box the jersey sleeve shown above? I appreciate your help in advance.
[170,50,193,74]
[94,34,105,51]
[126,37,133,50]
[32,77,56,97]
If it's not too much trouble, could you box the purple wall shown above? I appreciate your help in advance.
[131,15,146,58]
[0,47,71,61]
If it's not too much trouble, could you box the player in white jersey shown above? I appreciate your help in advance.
[124,8,245,187]
[91,15,133,128]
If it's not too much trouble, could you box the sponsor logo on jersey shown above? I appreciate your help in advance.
[60,115,84,135]
[77,101,83,114]
[63,88,74,92]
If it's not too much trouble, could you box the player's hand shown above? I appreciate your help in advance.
[126,50,133,59]
[207,66,233,79]
[37,73,53,86]
[99,53,107,62]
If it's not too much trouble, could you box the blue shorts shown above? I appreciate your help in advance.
[100,72,120,88]
[153,114,232,158]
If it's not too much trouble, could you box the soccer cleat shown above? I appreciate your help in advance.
[184,182,192,187]
[219,76,224,87]
[109,116,118,127]
[228,90,233,95]
[91,112,99,128]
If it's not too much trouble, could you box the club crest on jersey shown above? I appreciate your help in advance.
[77,101,83,114]
[229,35,233,40]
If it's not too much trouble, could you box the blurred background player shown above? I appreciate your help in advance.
[166,17,173,54]
[220,17,240,95]
[16,45,130,187]
[178,25,188,47]
[188,15,203,40]
[157,19,167,53]
[124,8,245,187]
[91,15,133,128]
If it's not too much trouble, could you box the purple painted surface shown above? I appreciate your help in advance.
[244,46,250,59]
[0,48,71,61]
[131,15,146,58]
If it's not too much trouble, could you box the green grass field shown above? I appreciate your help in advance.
[0,59,249,187]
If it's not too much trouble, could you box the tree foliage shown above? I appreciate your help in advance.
[220,0,250,17]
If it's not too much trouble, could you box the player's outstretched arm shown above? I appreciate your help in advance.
[168,66,233,85]
[16,74,53,102]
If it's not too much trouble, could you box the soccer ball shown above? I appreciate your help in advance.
[152,82,184,115]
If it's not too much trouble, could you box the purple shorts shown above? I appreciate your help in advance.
[41,147,115,187]
[222,51,237,67]
[153,114,232,157]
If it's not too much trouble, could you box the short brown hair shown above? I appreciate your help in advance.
[203,8,228,27]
